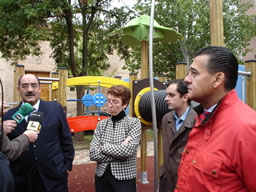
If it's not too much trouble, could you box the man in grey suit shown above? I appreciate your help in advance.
[0,102,38,192]
[0,102,38,161]
[159,79,196,192]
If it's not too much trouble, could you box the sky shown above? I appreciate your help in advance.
[111,0,137,8]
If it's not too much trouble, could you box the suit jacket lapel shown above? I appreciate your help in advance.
[19,119,28,131]
[38,100,48,118]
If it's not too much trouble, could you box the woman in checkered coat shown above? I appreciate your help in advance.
[89,85,141,192]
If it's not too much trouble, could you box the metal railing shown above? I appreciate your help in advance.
[238,70,251,103]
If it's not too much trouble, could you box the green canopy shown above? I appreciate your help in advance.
[110,15,182,47]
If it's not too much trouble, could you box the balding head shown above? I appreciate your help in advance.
[17,74,41,106]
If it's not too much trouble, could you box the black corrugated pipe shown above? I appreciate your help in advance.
[138,90,171,123]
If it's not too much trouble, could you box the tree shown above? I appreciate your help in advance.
[0,0,133,141]
[113,0,256,79]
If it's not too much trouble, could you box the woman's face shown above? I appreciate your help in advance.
[107,94,127,116]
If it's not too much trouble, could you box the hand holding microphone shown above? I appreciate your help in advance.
[3,103,34,134]
[23,130,38,143]
[11,103,34,123]
[23,111,44,143]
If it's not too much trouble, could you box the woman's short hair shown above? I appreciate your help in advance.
[107,85,131,105]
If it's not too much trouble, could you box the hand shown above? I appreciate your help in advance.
[3,120,17,134]
[122,136,131,145]
[23,130,38,143]
[0,102,10,117]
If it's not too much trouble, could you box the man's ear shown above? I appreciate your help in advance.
[213,72,225,88]
[183,93,189,103]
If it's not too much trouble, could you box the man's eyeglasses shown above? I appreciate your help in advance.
[21,83,39,90]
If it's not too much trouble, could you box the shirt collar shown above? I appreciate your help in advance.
[22,99,40,111]
[173,106,191,122]
[205,103,217,113]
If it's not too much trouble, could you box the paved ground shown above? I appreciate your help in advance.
[69,156,155,192]
[73,141,155,165]
[69,142,155,192]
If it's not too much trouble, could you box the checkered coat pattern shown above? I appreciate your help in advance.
[89,115,141,180]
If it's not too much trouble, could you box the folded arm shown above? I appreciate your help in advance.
[101,118,141,160]
[89,122,114,163]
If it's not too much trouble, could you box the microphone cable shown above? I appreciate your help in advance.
[0,78,4,151]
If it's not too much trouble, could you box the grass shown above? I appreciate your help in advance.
[73,129,154,150]
[73,135,93,150]
[146,129,154,142]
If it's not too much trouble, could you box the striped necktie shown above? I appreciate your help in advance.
[199,110,210,124]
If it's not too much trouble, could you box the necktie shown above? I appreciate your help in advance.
[27,108,36,122]
[199,110,210,124]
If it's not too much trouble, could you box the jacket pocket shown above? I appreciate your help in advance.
[190,151,223,191]
[192,151,222,178]
[51,154,66,179]
[52,153,64,165]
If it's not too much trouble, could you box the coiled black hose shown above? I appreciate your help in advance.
[138,90,171,123]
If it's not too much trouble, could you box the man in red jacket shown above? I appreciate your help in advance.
[175,46,256,191]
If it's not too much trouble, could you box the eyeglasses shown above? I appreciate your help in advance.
[106,99,120,105]
[21,83,39,90]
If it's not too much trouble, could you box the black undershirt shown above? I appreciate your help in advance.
[111,110,126,123]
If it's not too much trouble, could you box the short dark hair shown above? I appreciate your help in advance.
[167,79,190,104]
[107,85,131,105]
[196,46,238,90]
[18,74,40,87]
[166,79,188,97]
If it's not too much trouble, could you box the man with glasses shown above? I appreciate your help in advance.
[4,74,74,192]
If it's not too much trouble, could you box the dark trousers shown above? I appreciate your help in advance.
[95,165,136,192]
[15,168,68,192]
[14,168,46,192]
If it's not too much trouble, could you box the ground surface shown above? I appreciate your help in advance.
[68,141,155,192]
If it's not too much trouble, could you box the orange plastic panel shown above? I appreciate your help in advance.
[67,116,109,133]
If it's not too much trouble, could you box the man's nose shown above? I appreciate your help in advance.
[184,73,191,83]
[27,85,34,91]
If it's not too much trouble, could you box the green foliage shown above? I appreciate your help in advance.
[223,0,256,60]
[0,0,255,80]
[113,0,256,79]
[0,0,47,64]
[0,0,131,78]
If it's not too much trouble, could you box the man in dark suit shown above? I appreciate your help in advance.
[3,74,74,192]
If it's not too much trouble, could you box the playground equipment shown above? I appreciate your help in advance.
[132,78,169,126]
[65,76,171,133]
[52,76,129,90]
[68,115,109,133]
[66,80,109,133]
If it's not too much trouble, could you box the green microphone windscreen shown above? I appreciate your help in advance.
[19,103,34,116]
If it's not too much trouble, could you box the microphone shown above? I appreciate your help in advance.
[27,111,44,133]
[11,103,34,123]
